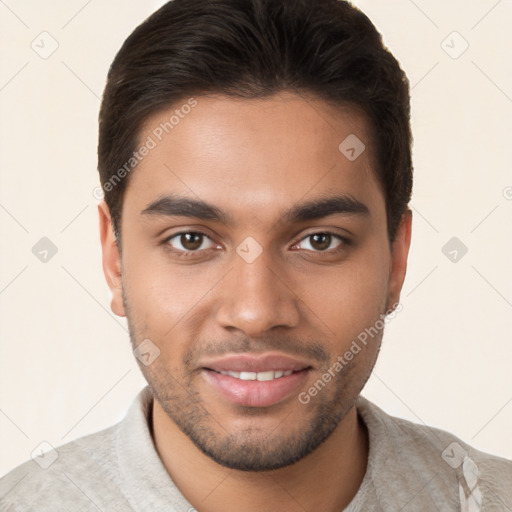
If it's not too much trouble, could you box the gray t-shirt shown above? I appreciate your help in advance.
[1,386,510,511]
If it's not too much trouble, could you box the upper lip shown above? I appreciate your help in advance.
[201,353,312,373]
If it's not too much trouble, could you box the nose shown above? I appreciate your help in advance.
[214,248,301,337]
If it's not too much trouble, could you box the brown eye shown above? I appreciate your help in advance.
[296,232,346,252]
[309,234,331,251]
[180,233,203,250]
[164,231,215,254]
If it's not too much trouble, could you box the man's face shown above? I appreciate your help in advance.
[99,92,410,471]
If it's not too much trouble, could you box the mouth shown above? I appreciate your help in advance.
[212,369,295,381]
[200,353,313,408]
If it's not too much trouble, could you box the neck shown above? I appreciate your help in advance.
[152,399,369,512]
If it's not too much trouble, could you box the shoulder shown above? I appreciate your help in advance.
[356,396,512,509]
[0,423,131,512]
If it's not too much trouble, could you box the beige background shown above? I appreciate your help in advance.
[1,0,511,476]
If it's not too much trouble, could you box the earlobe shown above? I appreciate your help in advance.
[98,201,126,317]
[386,209,412,311]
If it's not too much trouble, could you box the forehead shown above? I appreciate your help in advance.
[123,92,384,226]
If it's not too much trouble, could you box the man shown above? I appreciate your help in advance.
[1,0,510,510]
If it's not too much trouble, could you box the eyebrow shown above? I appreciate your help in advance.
[141,193,370,226]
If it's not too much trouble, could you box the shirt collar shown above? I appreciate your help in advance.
[115,386,194,511]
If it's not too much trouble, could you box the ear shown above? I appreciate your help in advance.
[386,209,412,311]
[98,201,126,317]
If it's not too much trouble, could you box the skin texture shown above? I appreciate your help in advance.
[99,91,412,511]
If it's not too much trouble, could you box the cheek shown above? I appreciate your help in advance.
[302,247,390,341]
[122,243,218,340]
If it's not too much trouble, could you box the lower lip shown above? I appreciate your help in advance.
[202,369,310,407]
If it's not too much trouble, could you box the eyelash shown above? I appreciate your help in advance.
[161,230,351,258]
[162,230,213,258]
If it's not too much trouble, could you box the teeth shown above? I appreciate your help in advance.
[218,370,295,381]
[239,371,257,380]
[256,371,274,381]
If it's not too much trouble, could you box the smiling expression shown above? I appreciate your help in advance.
[99,91,411,471]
